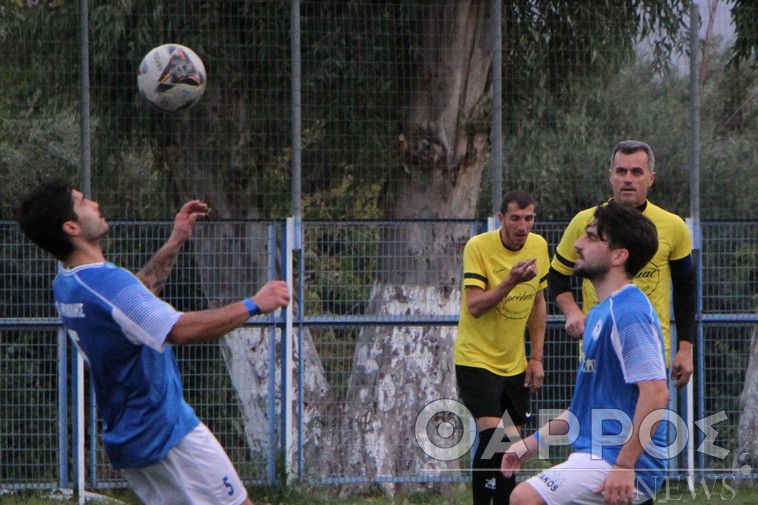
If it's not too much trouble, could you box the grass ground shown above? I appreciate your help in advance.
[1,481,757,505]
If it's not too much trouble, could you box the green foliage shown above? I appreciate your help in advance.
[504,0,689,124]
[731,0,758,65]
[496,37,758,220]
[0,0,295,219]
[303,227,376,315]
[0,110,81,219]
[0,0,699,221]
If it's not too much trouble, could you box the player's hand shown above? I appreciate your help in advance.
[500,452,521,478]
[524,359,544,393]
[595,465,636,505]
[671,341,694,389]
[252,280,290,313]
[508,258,538,285]
[500,437,534,478]
[564,309,586,339]
[170,200,209,244]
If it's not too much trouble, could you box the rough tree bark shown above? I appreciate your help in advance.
[340,1,493,495]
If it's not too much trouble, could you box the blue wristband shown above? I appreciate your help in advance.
[243,298,261,317]
[533,431,544,447]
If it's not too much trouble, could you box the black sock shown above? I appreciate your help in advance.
[471,427,517,505]
[472,427,509,505]
[493,473,516,504]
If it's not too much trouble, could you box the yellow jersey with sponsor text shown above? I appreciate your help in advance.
[455,230,549,376]
[551,200,692,362]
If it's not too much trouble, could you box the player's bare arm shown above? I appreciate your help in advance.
[137,200,209,294]
[595,379,669,505]
[168,280,289,345]
[555,290,586,339]
[525,289,546,392]
[466,258,537,318]
[501,411,571,477]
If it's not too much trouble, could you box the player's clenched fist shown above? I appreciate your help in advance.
[252,280,290,313]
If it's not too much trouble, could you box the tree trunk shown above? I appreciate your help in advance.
[340,1,493,494]
[164,0,494,487]
[733,325,758,485]
[167,92,331,476]
[339,285,466,496]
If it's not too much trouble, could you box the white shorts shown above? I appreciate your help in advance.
[522,453,650,505]
[122,423,248,505]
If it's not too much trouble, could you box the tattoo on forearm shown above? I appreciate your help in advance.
[137,248,180,294]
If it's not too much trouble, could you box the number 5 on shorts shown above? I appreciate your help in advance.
[223,476,234,496]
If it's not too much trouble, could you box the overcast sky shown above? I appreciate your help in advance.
[697,0,735,41]
[637,1,736,73]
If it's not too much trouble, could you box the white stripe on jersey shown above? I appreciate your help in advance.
[608,288,666,384]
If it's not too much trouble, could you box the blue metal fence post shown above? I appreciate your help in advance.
[294,218,304,479]
[279,219,296,483]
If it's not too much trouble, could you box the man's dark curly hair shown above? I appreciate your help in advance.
[16,178,77,261]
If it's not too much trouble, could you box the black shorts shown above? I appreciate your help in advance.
[455,365,531,426]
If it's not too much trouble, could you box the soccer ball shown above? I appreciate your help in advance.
[137,44,206,112]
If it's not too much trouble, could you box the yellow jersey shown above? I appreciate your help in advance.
[455,230,549,376]
[551,200,692,362]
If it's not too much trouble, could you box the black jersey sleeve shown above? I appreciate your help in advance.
[671,255,696,345]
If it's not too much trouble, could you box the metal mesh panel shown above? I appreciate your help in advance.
[2,1,754,223]
[700,325,753,471]
[702,222,758,315]
[0,328,60,488]
[1,224,58,320]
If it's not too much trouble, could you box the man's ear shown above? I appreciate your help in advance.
[610,248,629,267]
[62,220,79,236]
[648,171,657,188]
